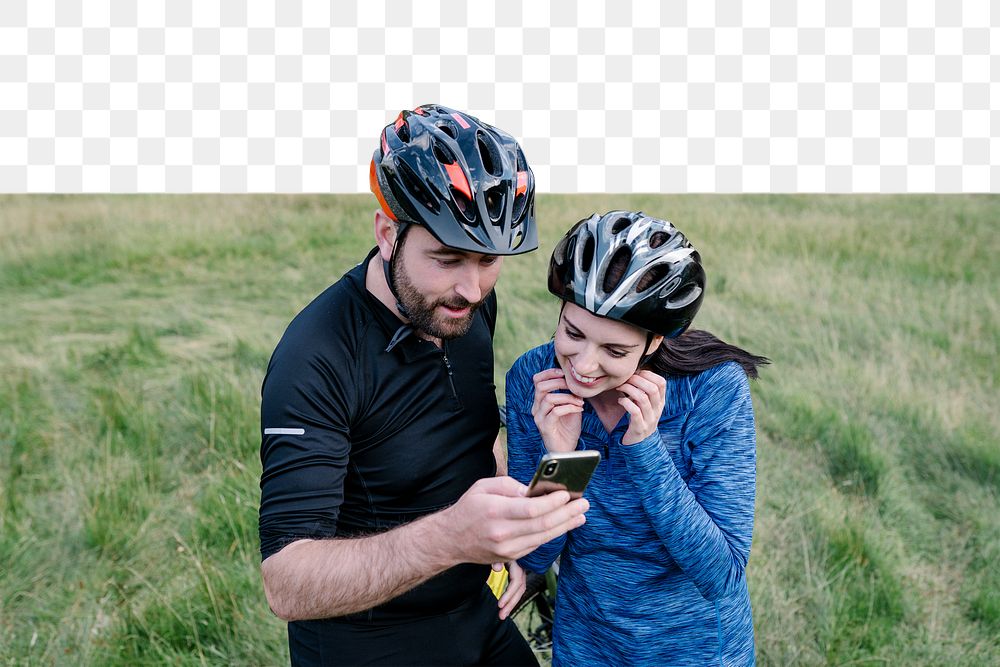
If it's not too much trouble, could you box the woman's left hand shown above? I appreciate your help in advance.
[617,370,666,445]
[496,560,527,620]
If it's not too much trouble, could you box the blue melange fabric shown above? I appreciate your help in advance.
[506,342,756,666]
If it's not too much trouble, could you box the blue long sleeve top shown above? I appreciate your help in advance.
[506,342,757,666]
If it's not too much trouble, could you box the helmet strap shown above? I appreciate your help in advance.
[551,301,567,340]
[636,331,657,373]
[382,221,413,320]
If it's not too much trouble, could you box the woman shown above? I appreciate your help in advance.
[506,210,768,665]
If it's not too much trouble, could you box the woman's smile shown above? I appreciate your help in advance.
[568,364,602,386]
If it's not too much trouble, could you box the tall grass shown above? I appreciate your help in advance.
[1,194,997,665]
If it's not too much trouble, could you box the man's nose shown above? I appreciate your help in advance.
[453,265,483,304]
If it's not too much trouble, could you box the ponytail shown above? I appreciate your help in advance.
[647,329,769,380]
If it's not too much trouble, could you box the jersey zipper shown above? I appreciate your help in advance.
[442,345,458,399]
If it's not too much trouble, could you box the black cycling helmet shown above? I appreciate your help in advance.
[370,103,538,255]
[548,210,706,339]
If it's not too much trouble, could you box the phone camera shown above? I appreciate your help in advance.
[543,461,558,477]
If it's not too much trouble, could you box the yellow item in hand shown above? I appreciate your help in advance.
[487,566,509,599]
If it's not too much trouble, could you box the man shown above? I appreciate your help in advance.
[258,104,589,666]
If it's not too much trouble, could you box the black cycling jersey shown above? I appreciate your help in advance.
[258,247,501,623]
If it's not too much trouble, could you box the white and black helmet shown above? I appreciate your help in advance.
[548,211,706,338]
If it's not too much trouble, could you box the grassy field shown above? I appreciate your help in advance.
[1,194,998,665]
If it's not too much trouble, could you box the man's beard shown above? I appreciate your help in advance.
[393,260,488,340]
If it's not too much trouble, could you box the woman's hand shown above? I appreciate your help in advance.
[496,560,527,620]
[618,370,666,445]
[531,368,584,453]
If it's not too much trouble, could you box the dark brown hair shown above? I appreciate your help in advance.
[648,329,769,380]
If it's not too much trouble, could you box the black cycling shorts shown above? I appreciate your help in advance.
[287,586,538,666]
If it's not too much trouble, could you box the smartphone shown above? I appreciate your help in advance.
[526,451,601,499]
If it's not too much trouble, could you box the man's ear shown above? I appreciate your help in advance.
[374,209,397,261]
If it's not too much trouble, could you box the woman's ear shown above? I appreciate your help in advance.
[373,209,397,261]
[645,335,664,357]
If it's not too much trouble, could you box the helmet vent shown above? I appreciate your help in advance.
[485,185,505,222]
[397,161,438,213]
[667,284,701,308]
[581,234,595,273]
[437,123,457,139]
[649,231,670,249]
[603,247,632,293]
[396,121,410,143]
[512,191,526,221]
[610,216,632,235]
[451,186,475,220]
[558,236,573,266]
[637,264,669,292]
[478,131,503,177]
[433,141,456,165]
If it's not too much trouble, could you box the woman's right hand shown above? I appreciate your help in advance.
[531,368,584,453]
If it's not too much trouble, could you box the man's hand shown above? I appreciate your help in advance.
[531,368,584,453]
[433,476,588,566]
[261,476,587,622]
[496,560,527,620]
[618,370,666,445]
